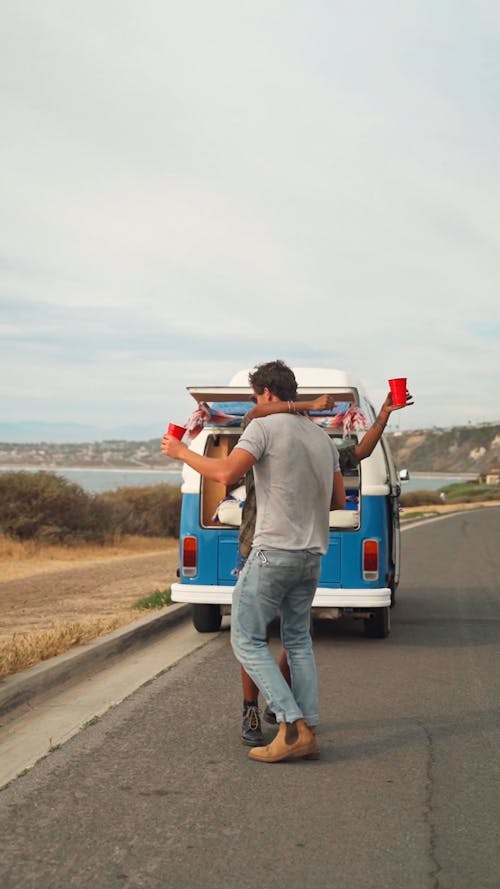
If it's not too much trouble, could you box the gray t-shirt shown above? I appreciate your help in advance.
[236,414,340,555]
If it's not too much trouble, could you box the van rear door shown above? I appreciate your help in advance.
[186,385,360,405]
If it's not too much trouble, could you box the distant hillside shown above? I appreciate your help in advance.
[0,439,173,470]
[386,424,500,474]
[1,423,500,475]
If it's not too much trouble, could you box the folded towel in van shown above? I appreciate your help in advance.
[184,401,250,441]
[183,402,369,441]
[312,406,369,433]
[210,401,249,416]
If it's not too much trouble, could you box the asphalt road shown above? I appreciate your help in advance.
[1,509,499,889]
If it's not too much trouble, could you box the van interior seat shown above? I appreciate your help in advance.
[330,510,359,528]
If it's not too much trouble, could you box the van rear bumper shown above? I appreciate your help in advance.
[313,588,391,608]
[171,583,391,609]
[172,583,234,604]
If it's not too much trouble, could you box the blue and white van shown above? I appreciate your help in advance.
[171,367,403,639]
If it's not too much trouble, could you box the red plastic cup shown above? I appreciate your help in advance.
[167,422,186,440]
[388,377,407,406]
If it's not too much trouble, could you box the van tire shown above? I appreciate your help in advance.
[192,604,222,633]
[364,607,390,639]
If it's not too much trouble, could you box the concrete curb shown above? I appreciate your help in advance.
[0,603,191,718]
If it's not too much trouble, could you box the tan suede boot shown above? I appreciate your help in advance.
[302,725,320,760]
[248,719,316,763]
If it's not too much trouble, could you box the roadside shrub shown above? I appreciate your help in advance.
[400,490,440,507]
[0,471,112,543]
[399,482,500,508]
[0,472,181,543]
[132,588,172,610]
[439,483,500,503]
[95,484,181,537]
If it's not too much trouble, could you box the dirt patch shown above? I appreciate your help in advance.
[0,535,174,582]
[0,543,180,640]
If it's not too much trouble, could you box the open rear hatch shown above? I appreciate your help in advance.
[187,385,360,405]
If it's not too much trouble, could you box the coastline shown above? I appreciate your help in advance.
[0,464,178,473]
[408,470,478,479]
[1,465,479,476]
[408,469,479,478]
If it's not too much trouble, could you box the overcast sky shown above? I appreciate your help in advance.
[1,0,499,439]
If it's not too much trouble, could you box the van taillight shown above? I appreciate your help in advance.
[182,536,197,577]
[363,539,379,581]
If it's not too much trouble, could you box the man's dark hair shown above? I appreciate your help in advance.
[248,360,298,401]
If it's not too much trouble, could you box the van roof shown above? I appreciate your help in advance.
[187,367,362,405]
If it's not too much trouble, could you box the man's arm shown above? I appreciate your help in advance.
[161,435,255,484]
[247,394,348,509]
[330,469,346,510]
[246,393,346,421]
[354,390,413,461]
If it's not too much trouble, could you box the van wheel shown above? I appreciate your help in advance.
[364,607,390,639]
[192,604,222,633]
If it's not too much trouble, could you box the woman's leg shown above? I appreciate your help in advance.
[240,666,265,747]
[241,666,259,701]
[278,647,291,685]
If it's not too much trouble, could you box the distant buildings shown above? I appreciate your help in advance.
[0,439,169,470]
[482,467,500,486]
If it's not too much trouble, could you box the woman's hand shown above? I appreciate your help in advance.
[383,390,414,413]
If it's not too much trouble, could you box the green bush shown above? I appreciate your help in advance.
[400,489,440,507]
[438,483,500,503]
[94,484,181,538]
[400,482,500,508]
[0,472,181,543]
[0,471,112,543]
[132,588,172,610]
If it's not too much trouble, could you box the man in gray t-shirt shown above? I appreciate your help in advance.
[230,361,345,764]
[162,360,345,764]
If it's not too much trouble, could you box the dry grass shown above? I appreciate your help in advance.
[0,534,179,678]
[0,614,137,679]
[0,534,170,582]
[0,533,167,560]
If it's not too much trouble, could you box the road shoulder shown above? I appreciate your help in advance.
[0,606,226,790]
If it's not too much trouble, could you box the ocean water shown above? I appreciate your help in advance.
[0,466,475,494]
[0,466,183,494]
[402,472,477,494]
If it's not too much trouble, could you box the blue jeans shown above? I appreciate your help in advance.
[231,547,321,725]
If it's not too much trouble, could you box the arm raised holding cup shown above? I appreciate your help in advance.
[161,429,256,484]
